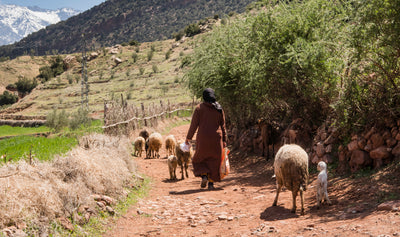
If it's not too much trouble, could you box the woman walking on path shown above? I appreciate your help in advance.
[185,88,227,190]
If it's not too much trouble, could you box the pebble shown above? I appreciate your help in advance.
[218,215,228,220]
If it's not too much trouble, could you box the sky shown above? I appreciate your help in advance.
[0,0,106,11]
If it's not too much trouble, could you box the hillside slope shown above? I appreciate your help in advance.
[0,36,196,117]
[0,0,256,59]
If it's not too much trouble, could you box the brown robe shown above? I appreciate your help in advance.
[186,102,227,182]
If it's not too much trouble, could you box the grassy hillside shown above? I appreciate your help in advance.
[0,36,196,118]
[0,56,48,94]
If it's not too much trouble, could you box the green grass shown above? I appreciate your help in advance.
[0,125,50,137]
[0,135,78,162]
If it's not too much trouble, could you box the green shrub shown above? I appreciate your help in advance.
[46,109,69,132]
[0,91,18,105]
[129,40,139,46]
[38,56,66,82]
[165,49,172,60]
[69,108,91,130]
[147,50,154,61]
[132,53,138,63]
[185,23,201,37]
[15,77,37,95]
[139,67,145,75]
[152,64,159,73]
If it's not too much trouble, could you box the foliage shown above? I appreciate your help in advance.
[69,108,92,130]
[335,0,400,134]
[0,91,18,106]
[185,23,202,37]
[15,77,38,95]
[38,56,66,82]
[46,109,69,132]
[186,0,349,128]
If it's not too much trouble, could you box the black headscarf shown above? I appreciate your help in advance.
[203,88,223,113]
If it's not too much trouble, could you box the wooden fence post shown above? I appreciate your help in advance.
[141,102,147,127]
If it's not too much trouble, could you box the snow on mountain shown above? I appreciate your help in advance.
[0,4,81,46]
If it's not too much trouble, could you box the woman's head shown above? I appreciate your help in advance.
[202,88,223,113]
[202,88,216,103]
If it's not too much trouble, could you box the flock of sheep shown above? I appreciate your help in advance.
[133,131,331,215]
[133,130,193,181]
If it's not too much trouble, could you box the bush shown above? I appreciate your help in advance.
[46,109,69,132]
[147,50,154,61]
[129,40,139,46]
[152,64,159,73]
[15,77,38,95]
[69,108,91,130]
[185,0,349,128]
[0,91,18,105]
[185,23,201,37]
[38,56,66,82]
[173,30,185,41]
[165,49,172,60]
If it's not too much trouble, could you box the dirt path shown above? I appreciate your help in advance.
[105,124,400,237]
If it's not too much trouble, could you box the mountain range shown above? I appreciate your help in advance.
[0,0,256,59]
[0,4,81,46]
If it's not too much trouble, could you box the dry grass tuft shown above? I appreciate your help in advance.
[0,133,139,234]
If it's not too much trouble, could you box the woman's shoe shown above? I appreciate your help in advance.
[201,175,208,188]
[208,182,215,190]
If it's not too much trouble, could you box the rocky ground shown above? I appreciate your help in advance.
[105,124,400,237]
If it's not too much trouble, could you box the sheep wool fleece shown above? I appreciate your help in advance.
[186,102,227,182]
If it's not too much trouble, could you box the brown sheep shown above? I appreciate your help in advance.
[257,119,281,160]
[165,135,177,157]
[273,144,309,215]
[133,136,145,157]
[146,132,162,159]
[167,155,178,180]
[175,143,193,180]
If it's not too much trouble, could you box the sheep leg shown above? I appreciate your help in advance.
[169,167,173,180]
[173,167,176,180]
[300,187,305,215]
[291,190,298,213]
[184,162,189,178]
[180,163,184,180]
[272,183,282,206]
[324,185,331,205]
[316,191,322,209]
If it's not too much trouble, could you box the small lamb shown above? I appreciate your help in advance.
[316,161,331,208]
[133,136,145,157]
[165,135,177,157]
[175,143,193,180]
[167,155,178,180]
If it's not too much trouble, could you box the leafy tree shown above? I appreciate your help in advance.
[336,0,400,132]
[185,0,349,128]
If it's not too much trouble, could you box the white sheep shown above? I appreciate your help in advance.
[146,132,163,159]
[273,144,309,215]
[316,161,331,208]
[133,136,145,157]
[165,135,177,157]
[167,155,178,180]
[175,143,193,180]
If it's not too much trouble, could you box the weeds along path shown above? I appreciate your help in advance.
[105,124,400,237]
